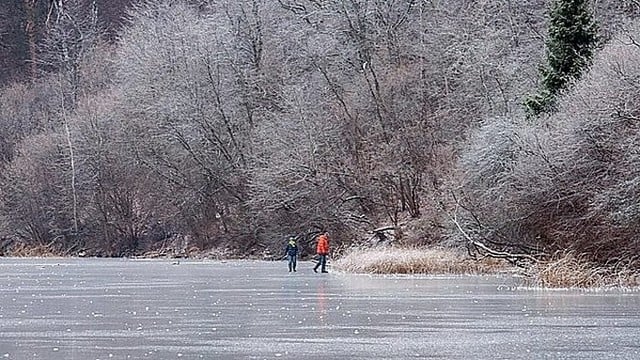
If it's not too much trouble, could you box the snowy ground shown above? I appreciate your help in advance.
[0,258,639,359]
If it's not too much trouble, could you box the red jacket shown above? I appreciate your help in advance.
[316,234,329,255]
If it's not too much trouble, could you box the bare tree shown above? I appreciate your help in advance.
[115,1,261,250]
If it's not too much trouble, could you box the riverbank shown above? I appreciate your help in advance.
[4,242,639,289]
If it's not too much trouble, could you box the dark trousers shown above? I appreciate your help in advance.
[314,254,327,272]
[287,254,297,272]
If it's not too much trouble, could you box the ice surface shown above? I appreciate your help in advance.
[0,258,639,359]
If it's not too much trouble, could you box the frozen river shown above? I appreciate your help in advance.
[0,258,639,359]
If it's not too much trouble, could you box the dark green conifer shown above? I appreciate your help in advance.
[525,0,598,116]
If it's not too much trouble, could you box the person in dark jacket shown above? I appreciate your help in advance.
[285,237,298,272]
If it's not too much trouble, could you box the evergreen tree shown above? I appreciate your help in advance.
[525,0,598,116]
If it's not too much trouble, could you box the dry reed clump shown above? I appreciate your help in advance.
[525,252,640,289]
[332,247,508,275]
[7,242,62,257]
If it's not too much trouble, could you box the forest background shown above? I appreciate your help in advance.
[1,0,640,266]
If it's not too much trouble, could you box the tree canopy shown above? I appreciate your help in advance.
[0,0,639,265]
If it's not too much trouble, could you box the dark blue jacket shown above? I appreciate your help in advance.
[285,240,298,257]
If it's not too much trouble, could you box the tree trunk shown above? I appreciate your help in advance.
[23,0,38,79]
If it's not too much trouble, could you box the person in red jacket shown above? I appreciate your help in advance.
[313,232,330,273]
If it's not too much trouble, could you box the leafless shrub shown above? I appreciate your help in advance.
[0,79,67,165]
[0,132,80,248]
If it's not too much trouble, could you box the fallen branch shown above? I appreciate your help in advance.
[446,193,543,266]
[372,225,395,233]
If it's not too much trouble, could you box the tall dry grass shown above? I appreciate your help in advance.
[7,242,62,257]
[524,252,640,289]
[333,247,509,275]
[334,248,640,289]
